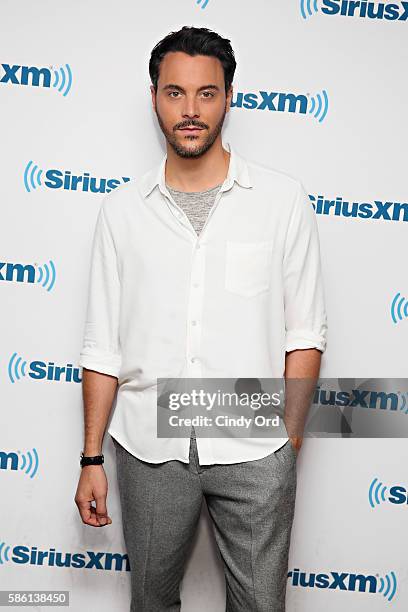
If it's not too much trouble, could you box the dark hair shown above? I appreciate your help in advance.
[149,26,236,95]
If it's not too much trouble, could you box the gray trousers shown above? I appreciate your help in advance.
[113,428,297,612]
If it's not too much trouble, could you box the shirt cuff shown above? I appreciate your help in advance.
[79,350,121,378]
[285,328,327,353]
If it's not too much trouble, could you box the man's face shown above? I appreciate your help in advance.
[151,51,232,158]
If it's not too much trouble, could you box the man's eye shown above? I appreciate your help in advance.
[169,91,180,97]
[202,92,214,98]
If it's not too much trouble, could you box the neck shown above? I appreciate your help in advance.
[165,137,230,193]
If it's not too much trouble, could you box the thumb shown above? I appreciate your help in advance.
[94,496,111,526]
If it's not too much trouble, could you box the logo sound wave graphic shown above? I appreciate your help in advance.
[308,89,328,122]
[51,63,72,96]
[8,352,27,383]
[300,0,319,19]
[35,260,56,291]
[399,391,408,415]
[368,477,388,508]
[18,447,39,479]
[24,160,43,192]
[196,0,209,8]
[0,542,11,564]
[391,292,408,324]
[378,571,397,602]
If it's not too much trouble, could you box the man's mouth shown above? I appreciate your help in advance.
[179,127,204,131]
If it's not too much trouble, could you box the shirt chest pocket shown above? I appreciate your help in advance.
[224,240,273,298]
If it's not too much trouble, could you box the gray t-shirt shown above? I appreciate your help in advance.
[166,182,223,235]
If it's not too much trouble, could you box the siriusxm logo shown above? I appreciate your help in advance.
[313,385,408,413]
[0,63,72,96]
[24,160,131,194]
[288,567,397,601]
[0,543,129,571]
[309,194,408,222]
[196,0,210,7]
[231,89,329,122]
[1,260,56,292]
[391,292,408,325]
[369,477,408,508]
[8,353,82,384]
[0,448,39,478]
[301,0,408,21]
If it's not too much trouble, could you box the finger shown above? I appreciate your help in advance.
[76,501,103,527]
[89,506,111,526]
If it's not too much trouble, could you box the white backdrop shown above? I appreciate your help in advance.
[1,0,407,610]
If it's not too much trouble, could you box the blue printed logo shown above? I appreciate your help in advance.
[300,0,408,21]
[8,353,81,384]
[369,477,408,507]
[391,292,408,324]
[288,567,397,601]
[313,385,408,413]
[0,63,73,96]
[196,0,210,7]
[310,193,408,223]
[0,448,39,479]
[232,89,329,123]
[0,260,56,291]
[0,542,129,571]
[23,160,131,194]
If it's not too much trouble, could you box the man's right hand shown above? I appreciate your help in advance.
[74,465,112,527]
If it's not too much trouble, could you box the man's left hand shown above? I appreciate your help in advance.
[289,436,303,455]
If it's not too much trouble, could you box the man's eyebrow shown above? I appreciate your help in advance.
[162,83,220,93]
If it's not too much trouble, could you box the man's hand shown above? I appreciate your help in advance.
[74,465,112,527]
[289,436,303,455]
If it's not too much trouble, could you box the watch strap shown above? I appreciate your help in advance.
[80,452,104,467]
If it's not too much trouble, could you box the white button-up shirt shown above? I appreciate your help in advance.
[78,141,328,464]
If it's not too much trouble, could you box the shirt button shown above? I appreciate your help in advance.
[191,320,197,326]
[190,356,198,363]
[193,282,199,288]
[196,243,201,250]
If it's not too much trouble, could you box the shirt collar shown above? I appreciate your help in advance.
[139,141,253,199]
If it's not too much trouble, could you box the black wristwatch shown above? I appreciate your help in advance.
[80,452,104,468]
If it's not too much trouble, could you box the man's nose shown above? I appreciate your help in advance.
[181,95,200,119]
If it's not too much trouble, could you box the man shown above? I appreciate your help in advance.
[75,25,328,612]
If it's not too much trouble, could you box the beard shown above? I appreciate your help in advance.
[155,104,227,159]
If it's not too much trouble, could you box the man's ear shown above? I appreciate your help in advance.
[150,85,156,112]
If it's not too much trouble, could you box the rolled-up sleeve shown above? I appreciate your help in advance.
[78,202,122,377]
[283,181,328,353]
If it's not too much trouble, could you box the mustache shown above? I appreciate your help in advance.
[175,121,208,130]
